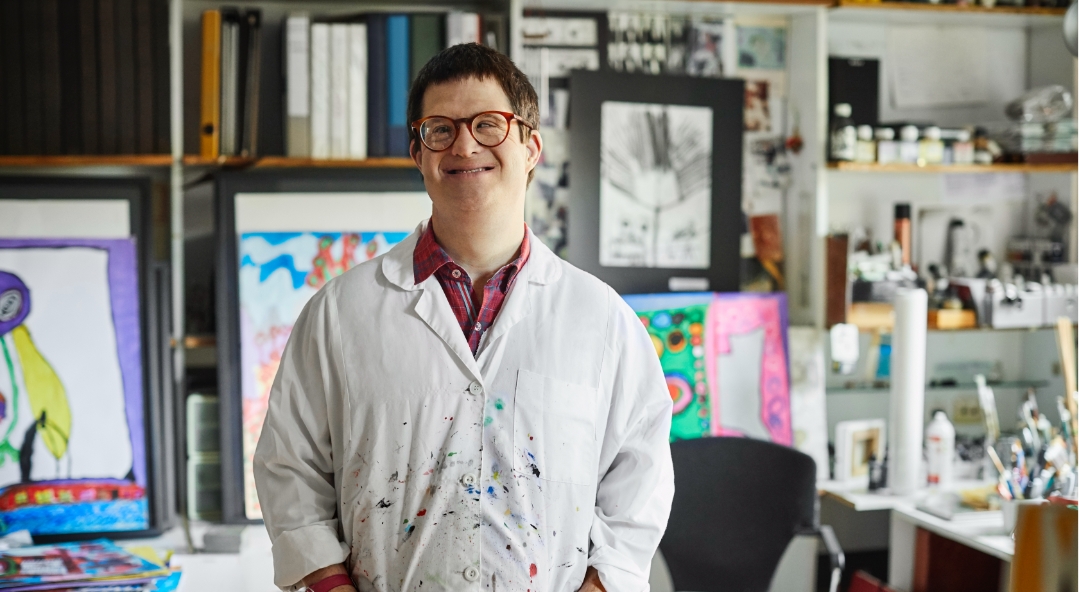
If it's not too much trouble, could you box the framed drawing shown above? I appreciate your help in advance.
[569,71,744,295]
[215,168,431,522]
[0,177,170,541]
[622,292,791,445]
[834,419,886,485]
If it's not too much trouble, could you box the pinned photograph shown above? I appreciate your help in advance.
[599,101,713,269]
[737,26,787,70]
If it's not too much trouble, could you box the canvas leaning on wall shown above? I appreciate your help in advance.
[623,292,792,445]
[0,239,148,537]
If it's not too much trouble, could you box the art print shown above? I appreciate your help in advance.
[624,292,791,445]
[239,231,407,518]
[599,101,712,269]
[737,26,786,70]
[0,239,147,536]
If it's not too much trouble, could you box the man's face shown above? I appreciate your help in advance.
[410,77,542,220]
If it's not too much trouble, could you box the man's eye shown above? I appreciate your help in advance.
[430,125,452,135]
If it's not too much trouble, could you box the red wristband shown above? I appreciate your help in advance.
[308,573,353,592]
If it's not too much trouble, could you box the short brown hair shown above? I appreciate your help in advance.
[408,43,539,179]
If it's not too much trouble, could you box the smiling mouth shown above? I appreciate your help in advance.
[446,166,495,175]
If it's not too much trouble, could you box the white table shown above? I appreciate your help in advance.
[819,482,1014,592]
[120,523,278,592]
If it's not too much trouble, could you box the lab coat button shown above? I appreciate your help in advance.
[461,473,477,487]
[463,566,480,582]
[468,381,483,396]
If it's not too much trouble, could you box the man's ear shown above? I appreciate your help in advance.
[410,138,423,168]
[526,129,543,171]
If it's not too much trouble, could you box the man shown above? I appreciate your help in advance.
[254,43,673,592]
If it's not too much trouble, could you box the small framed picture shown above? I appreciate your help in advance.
[834,419,886,485]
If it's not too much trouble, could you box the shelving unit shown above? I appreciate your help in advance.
[828,161,1077,173]
[0,155,176,168]
[826,378,1049,394]
[181,155,416,168]
[833,0,1068,16]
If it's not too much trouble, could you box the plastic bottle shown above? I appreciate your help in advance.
[926,410,956,488]
[855,125,876,162]
[830,103,857,162]
[899,125,920,164]
[918,126,944,165]
[875,128,899,164]
[952,130,975,165]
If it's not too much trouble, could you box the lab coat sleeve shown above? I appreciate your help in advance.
[253,284,351,590]
[588,287,675,592]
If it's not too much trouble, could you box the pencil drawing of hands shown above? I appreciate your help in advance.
[599,101,712,269]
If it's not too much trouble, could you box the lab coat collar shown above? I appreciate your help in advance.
[380,219,563,382]
[380,219,563,291]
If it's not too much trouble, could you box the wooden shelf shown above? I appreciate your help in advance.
[827,161,1077,173]
[833,0,1068,15]
[182,155,416,169]
[0,155,174,168]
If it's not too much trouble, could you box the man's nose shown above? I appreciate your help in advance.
[450,121,482,155]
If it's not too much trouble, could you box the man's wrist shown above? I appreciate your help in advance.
[303,564,354,592]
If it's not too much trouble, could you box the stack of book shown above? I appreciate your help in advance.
[0,0,171,156]
[198,8,506,161]
[0,539,175,591]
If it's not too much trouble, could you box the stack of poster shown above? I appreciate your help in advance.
[0,540,170,591]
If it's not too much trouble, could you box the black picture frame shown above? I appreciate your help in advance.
[567,71,744,295]
[214,167,426,524]
[0,176,171,542]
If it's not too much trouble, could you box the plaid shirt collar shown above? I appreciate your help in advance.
[413,222,530,288]
[412,222,531,356]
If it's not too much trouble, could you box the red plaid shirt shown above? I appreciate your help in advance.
[413,223,530,356]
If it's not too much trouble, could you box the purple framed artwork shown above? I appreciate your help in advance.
[0,238,149,536]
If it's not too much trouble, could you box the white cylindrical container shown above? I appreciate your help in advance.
[889,288,928,495]
[926,410,956,489]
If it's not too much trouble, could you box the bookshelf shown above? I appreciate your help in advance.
[0,155,175,168]
[181,155,416,168]
[833,0,1068,15]
[827,161,1077,173]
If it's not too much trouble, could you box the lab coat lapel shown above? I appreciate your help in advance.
[413,276,484,381]
[381,223,483,381]
[476,229,563,377]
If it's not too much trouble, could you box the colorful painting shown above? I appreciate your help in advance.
[239,231,408,519]
[623,292,791,444]
[0,239,147,536]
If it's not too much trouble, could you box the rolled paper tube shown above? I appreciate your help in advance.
[889,288,928,495]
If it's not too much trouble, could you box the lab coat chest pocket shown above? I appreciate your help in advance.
[513,369,598,486]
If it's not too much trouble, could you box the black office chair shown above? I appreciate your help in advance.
[659,437,844,592]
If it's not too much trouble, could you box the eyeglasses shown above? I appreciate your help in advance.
[411,111,532,152]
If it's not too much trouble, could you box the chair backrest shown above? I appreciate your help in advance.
[659,437,818,592]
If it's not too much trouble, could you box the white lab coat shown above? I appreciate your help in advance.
[254,223,674,592]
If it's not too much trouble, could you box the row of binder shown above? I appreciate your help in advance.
[199,9,507,161]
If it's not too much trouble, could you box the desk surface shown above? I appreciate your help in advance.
[892,505,1014,561]
[819,481,1015,562]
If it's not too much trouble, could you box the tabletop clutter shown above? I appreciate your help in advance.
[0,534,180,592]
[833,366,1078,528]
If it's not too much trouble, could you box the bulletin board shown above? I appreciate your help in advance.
[0,177,169,542]
[214,168,430,523]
